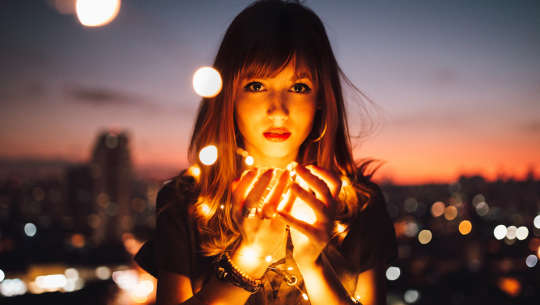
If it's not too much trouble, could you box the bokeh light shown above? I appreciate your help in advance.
[506,226,517,240]
[430,201,445,217]
[76,0,121,27]
[494,225,507,240]
[245,155,254,166]
[24,223,37,237]
[404,289,420,303]
[192,66,223,98]
[95,266,111,280]
[516,226,529,240]
[533,215,540,229]
[386,266,401,281]
[199,145,218,165]
[418,230,432,245]
[525,255,537,268]
[458,220,472,235]
[0,269,4,282]
[443,206,458,221]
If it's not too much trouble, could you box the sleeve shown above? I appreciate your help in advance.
[334,183,398,274]
[134,179,194,278]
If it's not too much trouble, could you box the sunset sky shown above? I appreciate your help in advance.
[1,0,539,185]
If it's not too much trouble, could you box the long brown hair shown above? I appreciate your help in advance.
[183,0,383,256]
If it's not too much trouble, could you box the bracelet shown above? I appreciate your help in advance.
[215,252,264,294]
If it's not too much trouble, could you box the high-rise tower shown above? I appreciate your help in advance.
[89,130,134,244]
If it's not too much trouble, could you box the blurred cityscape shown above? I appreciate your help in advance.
[0,130,538,305]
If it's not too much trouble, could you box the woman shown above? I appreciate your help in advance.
[135,1,397,304]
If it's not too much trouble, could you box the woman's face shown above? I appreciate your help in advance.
[235,61,318,168]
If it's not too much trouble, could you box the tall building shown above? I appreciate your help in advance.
[89,130,134,244]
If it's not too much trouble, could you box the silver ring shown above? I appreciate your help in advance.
[243,207,257,218]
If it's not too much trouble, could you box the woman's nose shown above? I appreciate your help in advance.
[267,93,289,121]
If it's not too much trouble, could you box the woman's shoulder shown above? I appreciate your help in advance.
[155,170,200,215]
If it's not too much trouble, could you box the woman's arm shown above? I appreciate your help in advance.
[156,268,256,305]
[354,263,387,305]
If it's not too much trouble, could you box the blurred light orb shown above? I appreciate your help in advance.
[95,266,111,280]
[525,255,537,268]
[192,66,222,98]
[64,268,79,279]
[404,289,420,303]
[0,269,4,282]
[24,223,37,237]
[534,215,540,229]
[385,266,401,281]
[0,278,27,297]
[76,0,121,27]
[458,220,472,235]
[516,226,529,240]
[431,201,445,217]
[494,225,507,240]
[199,145,218,166]
[245,155,254,166]
[443,206,458,221]
[475,201,490,217]
[418,229,432,245]
[506,226,517,240]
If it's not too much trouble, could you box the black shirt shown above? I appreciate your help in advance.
[135,175,397,304]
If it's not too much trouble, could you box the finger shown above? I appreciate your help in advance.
[277,210,315,238]
[305,165,342,198]
[290,183,327,221]
[277,188,296,214]
[263,170,289,217]
[232,170,257,219]
[295,165,332,205]
[244,169,273,210]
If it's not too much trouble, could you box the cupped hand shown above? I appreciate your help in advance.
[230,168,290,275]
[276,165,342,266]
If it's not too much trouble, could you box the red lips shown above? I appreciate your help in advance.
[263,128,291,142]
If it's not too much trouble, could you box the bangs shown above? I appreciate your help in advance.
[228,1,323,84]
[237,52,317,84]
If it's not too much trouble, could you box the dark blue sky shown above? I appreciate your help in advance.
[1,0,539,184]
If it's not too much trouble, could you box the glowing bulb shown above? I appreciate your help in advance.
[192,66,222,98]
[200,203,211,216]
[187,165,201,180]
[199,145,218,165]
[245,155,254,166]
[265,255,272,263]
[336,222,347,234]
[302,293,309,300]
[76,0,121,27]
[239,246,260,268]
[287,266,293,271]
[220,204,224,210]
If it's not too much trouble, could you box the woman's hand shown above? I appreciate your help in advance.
[230,168,290,277]
[277,165,342,266]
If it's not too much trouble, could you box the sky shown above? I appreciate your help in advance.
[1,0,539,185]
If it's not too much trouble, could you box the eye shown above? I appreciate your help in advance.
[244,81,265,92]
[291,83,311,94]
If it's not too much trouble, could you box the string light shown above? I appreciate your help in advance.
[75,0,121,27]
[199,145,218,165]
[245,155,254,166]
[192,66,222,98]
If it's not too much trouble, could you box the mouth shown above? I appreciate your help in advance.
[263,128,291,142]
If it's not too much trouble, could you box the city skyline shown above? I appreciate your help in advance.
[1,0,540,185]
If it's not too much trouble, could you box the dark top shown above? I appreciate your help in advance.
[135,174,397,304]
